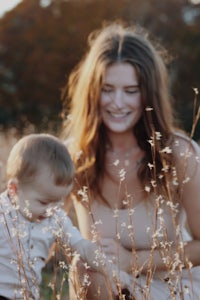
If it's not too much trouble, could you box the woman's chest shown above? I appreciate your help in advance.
[101,171,144,209]
[90,200,179,250]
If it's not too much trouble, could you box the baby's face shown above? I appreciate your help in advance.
[16,166,73,222]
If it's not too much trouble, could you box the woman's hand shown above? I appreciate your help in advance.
[100,237,133,272]
[100,238,172,273]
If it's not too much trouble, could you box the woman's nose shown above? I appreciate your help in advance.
[112,90,124,108]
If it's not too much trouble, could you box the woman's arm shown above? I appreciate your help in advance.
[137,137,200,272]
[175,137,200,265]
[184,240,200,266]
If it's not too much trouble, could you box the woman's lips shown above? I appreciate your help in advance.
[108,111,130,118]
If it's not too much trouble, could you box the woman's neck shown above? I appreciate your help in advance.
[106,131,138,153]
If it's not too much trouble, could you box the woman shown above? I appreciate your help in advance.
[61,22,200,299]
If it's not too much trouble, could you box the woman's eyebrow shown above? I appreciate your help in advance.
[102,83,139,87]
[124,84,139,88]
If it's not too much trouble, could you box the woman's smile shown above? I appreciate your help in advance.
[106,110,131,119]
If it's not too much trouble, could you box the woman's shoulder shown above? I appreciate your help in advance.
[171,130,200,177]
[172,131,200,155]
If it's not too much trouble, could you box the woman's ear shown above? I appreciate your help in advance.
[7,179,18,198]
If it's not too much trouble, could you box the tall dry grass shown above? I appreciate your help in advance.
[0,88,199,300]
[0,128,19,192]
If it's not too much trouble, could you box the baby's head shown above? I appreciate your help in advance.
[6,133,74,221]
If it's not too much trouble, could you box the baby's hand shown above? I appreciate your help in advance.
[114,270,134,299]
[115,270,132,291]
[107,266,132,296]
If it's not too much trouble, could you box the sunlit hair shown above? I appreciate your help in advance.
[61,22,178,201]
[7,133,74,186]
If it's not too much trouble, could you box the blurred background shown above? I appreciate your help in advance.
[0,0,200,138]
[0,1,200,297]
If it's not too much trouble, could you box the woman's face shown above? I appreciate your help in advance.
[100,62,142,134]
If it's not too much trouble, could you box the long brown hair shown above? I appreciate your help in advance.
[61,22,177,200]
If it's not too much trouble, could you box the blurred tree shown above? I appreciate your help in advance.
[0,0,199,138]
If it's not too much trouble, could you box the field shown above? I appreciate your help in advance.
[0,128,19,192]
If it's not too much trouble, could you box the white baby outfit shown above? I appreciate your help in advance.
[0,191,83,300]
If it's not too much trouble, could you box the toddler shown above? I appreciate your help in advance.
[0,133,129,300]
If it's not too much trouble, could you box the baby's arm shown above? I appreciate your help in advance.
[55,209,130,294]
[73,239,131,295]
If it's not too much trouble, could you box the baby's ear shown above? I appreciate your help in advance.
[7,178,18,197]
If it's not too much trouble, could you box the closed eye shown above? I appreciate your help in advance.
[124,88,139,94]
[101,85,113,93]
[38,198,62,207]
[38,200,48,206]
